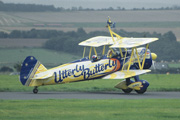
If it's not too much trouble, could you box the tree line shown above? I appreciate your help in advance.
[0,1,59,12]
[0,1,180,12]
[0,28,180,62]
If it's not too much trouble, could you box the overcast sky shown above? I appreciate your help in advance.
[1,0,180,9]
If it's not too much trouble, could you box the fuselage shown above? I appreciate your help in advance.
[29,47,153,87]
[31,58,120,86]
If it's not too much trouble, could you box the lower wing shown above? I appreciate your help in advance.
[103,70,151,79]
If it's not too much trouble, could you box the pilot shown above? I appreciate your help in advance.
[92,55,98,62]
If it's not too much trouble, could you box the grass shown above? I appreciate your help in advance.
[0,48,81,68]
[0,74,180,92]
[168,63,180,68]
[0,99,180,120]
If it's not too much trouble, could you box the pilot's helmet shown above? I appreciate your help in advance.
[92,55,97,61]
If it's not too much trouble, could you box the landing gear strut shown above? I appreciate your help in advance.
[33,86,38,94]
[122,78,133,94]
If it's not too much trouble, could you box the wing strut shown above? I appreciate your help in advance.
[121,48,128,71]
[83,47,86,58]
[135,48,142,69]
[121,44,149,71]
[102,45,106,55]
[127,48,134,71]
[89,47,92,59]
[141,44,149,69]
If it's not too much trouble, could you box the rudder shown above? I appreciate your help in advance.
[20,56,47,86]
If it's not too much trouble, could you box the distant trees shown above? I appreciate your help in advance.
[0,28,180,62]
[14,62,22,72]
[0,29,64,38]
[0,66,13,72]
[0,1,180,12]
[0,1,59,12]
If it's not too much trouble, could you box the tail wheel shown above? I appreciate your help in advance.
[135,89,146,94]
[122,88,133,94]
[33,87,38,94]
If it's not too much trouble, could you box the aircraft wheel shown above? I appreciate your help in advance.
[122,88,133,94]
[33,88,38,94]
[135,89,146,94]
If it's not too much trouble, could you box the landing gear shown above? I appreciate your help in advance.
[33,87,38,94]
[116,76,149,94]
[122,78,133,94]
[135,89,147,94]
[122,88,133,93]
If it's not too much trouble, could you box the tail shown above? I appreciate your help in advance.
[20,56,47,86]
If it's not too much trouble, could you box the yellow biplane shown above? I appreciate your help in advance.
[20,17,158,94]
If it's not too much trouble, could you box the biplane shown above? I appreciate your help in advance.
[20,17,158,94]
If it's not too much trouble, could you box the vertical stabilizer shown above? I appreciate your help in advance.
[20,56,47,86]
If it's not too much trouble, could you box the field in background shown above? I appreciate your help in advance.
[168,63,180,68]
[0,74,180,92]
[11,10,180,22]
[0,38,48,48]
[0,48,81,68]
[0,10,180,41]
[0,99,180,120]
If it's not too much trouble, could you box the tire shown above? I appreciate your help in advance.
[33,88,38,94]
[122,88,133,94]
[135,89,146,94]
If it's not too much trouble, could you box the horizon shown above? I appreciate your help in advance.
[1,0,180,9]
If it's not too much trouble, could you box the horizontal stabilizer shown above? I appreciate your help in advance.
[32,72,54,80]
[103,70,151,79]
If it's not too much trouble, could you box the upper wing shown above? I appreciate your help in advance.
[110,38,158,48]
[103,70,151,79]
[78,36,116,47]
[79,37,158,48]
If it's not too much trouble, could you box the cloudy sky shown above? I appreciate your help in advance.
[1,0,180,9]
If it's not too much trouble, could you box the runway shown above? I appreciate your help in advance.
[0,91,180,100]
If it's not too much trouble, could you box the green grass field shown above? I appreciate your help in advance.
[0,99,180,120]
[0,74,180,92]
[0,48,81,68]
[168,63,180,68]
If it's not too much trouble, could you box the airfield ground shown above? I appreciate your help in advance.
[1,91,180,100]
[0,73,180,120]
[0,74,180,92]
[0,99,179,120]
[1,74,180,120]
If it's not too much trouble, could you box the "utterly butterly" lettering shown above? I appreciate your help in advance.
[54,59,118,83]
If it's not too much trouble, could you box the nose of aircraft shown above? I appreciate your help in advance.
[151,53,157,60]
